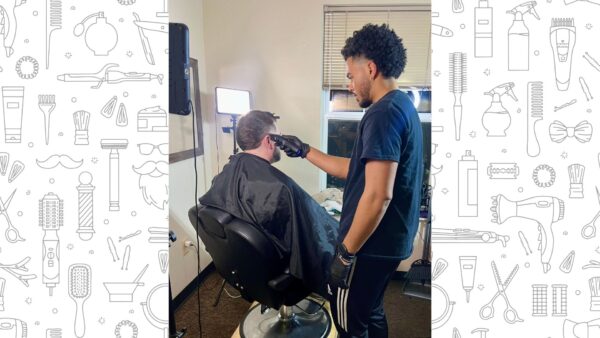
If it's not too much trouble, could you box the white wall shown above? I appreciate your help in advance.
[169,0,214,297]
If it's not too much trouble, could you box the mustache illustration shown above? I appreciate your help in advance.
[36,154,83,169]
[132,161,168,177]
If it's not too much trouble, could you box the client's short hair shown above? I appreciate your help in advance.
[236,110,278,151]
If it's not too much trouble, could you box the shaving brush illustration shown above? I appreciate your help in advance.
[491,195,564,273]
[550,18,575,91]
[481,82,517,136]
[73,111,90,145]
[568,164,585,198]
[449,52,467,141]
[68,263,91,338]
[527,82,543,157]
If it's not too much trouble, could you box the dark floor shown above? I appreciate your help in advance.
[174,271,431,338]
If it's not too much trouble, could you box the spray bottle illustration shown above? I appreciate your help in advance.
[550,18,576,91]
[39,192,63,295]
[507,2,539,71]
[482,82,518,136]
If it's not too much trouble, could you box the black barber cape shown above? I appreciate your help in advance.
[199,153,339,296]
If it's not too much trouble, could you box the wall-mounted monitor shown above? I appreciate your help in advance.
[215,87,251,115]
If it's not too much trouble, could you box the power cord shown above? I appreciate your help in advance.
[190,100,203,337]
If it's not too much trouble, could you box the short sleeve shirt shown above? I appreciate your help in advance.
[338,90,423,259]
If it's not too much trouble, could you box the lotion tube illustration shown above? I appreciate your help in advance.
[550,18,575,91]
[1,87,25,143]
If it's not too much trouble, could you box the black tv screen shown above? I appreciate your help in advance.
[169,23,191,115]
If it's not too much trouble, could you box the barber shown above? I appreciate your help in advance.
[271,23,423,337]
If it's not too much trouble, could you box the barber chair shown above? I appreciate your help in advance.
[188,205,332,338]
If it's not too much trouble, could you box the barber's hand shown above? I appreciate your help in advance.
[269,134,310,158]
[328,243,356,290]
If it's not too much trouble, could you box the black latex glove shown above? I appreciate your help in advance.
[269,134,310,158]
[328,243,356,290]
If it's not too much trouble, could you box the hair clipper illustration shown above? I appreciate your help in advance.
[550,18,576,90]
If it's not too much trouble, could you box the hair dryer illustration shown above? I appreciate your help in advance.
[491,195,564,273]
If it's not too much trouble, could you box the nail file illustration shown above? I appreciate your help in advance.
[449,52,467,141]
[491,195,564,273]
[73,12,117,56]
[581,187,600,239]
[39,192,63,296]
[507,2,539,71]
[432,24,453,37]
[432,228,510,246]
[527,81,543,157]
[479,261,523,323]
[1,86,25,143]
[0,257,36,286]
[0,0,25,57]
[57,63,163,89]
[532,284,548,316]
[0,189,25,243]
[458,150,478,216]
[76,172,95,240]
[73,111,90,145]
[518,231,533,255]
[553,284,568,316]
[568,164,585,198]
[46,0,62,69]
[107,237,119,261]
[68,263,91,338]
[104,264,147,302]
[100,139,128,211]
[482,83,517,136]
[474,0,493,57]
[550,18,576,91]
[580,77,593,100]
[38,95,55,145]
[549,120,593,143]
[121,245,130,270]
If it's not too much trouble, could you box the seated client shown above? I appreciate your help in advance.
[199,110,339,296]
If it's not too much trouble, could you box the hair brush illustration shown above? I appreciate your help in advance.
[68,264,91,338]
[449,52,467,141]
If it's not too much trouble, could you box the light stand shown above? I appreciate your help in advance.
[221,115,239,155]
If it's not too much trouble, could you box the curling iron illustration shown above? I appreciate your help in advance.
[491,195,564,273]
[432,228,510,247]
[57,63,163,89]
[550,18,576,91]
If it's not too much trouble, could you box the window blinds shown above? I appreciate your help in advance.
[323,5,431,89]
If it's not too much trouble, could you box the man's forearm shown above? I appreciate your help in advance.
[342,191,391,254]
[306,147,350,180]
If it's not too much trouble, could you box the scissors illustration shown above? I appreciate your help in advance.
[581,186,600,239]
[0,189,25,243]
[479,261,523,324]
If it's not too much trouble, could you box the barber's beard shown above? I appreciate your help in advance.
[356,80,373,108]
[137,172,169,209]
[271,147,281,163]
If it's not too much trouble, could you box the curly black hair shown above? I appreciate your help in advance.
[341,23,407,78]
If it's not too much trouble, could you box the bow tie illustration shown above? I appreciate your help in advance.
[549,120,593,143]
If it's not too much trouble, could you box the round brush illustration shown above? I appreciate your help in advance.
[68,263,91,338]
[449,52,467,141]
